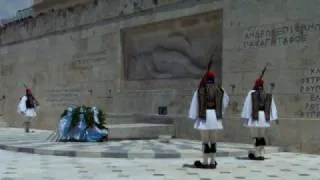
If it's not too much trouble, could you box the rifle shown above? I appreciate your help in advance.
[207,56,213,71]
[253,63,270,89]
[259,63,270,80]
[198,47,218,88]
[207,46,219,71]
[198,58,213,88]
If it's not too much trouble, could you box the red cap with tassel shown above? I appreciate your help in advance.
[255,78,264,87]
[206,71,216,79]
[26,89,32,94]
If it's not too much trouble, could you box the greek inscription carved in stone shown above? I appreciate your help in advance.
[300,68,320,93]
[45,88,81,107]
[300,68,320,118]
[242,22,320,48]
[69,51,107,70]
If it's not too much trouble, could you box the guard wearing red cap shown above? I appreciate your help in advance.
[241,76,278,160]
[189,70,229,169]
[17,88,39,133]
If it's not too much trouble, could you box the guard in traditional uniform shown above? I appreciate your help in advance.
[241,74,278,160]
[17,89,39,133]
[189,70,229,169]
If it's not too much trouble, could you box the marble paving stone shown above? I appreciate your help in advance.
[0,150,316,180]
[0,131,320,179]
[0,129,281,159]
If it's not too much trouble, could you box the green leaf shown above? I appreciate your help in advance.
[84,106,94,128]
[70,106,81,129]
[64,105,107,131]
[96,108,106,129]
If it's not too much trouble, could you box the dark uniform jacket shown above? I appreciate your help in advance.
[251,90,272,121]
[197,83,224,120]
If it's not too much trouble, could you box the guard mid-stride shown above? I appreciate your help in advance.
[17,88,39,133]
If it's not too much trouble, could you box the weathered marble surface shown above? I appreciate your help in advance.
[122,11,222,80]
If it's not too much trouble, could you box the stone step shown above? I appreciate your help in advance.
[106,113,174,125]
[0,138,282,159]
[0,128,282,159]
[46,132,60,142]
[108,123,174,140]
[48,123,175,142]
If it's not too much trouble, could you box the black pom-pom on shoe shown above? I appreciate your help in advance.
[194,160,202,168]
[209,161,218,169]
[194,161,211,169]
[248,152,256,160]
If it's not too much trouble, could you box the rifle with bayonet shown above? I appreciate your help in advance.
[198,47,217,88]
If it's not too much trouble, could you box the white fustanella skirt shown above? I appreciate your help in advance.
[244,111,271,128]
[24,108,37,118]
[194,110,223,130]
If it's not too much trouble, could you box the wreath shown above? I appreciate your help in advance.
[60,105,107,130]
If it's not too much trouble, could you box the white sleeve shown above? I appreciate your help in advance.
[188,90,198,120]
[222,91,229,115]
[223,91,229,109]
[17,96,27,114]
[241,91,254,119]
[270,97,278,121]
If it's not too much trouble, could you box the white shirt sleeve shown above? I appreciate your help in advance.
[222,90,229,115]
[270,97,278,121]
[241,90,255,119]
[17,96,27,114]
[188,90,198,120]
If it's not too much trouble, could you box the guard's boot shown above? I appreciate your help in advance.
[209,143,217,169]
[248,137,258,160]
[24,121,30,133]
[255,138,266,160]
[194,143,210,169]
